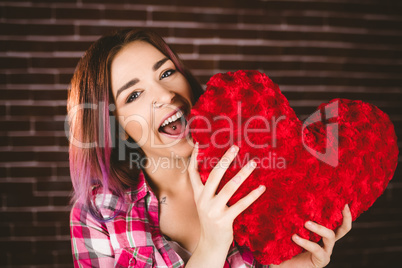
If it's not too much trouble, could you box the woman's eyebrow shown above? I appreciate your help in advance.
[116,78,139,100]
[153,57,169,71]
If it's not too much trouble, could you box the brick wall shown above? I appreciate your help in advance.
[1,0,401,267]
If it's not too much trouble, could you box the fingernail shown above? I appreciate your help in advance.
[345,204,350,211]
[258,185,266,192]
[293,234,300,241]
[230,145,238,153]
[306,221,314,228]
[232,175,241,184]
[248,160,257,168]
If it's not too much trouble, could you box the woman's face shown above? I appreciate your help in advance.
[110,41,194,160]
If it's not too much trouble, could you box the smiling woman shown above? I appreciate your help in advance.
[67,29,352,268]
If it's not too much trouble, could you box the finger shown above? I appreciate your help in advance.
[292,234,325,259]
[226,185,265,220]
[304,221,336,254]
[203,145,239,198]
[188,142,203,197]
[335,204,352,241]
[215,160,257,206]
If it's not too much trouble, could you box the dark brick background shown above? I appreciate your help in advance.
[1,0,401,267]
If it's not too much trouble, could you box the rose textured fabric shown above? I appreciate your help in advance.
[70,171,268,267]
[188,70,399,265]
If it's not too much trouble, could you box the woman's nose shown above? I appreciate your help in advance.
[153,85,175,106]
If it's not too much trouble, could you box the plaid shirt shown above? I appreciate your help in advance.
[70,171,269,267]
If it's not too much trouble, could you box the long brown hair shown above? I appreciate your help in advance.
[67,29,203,210]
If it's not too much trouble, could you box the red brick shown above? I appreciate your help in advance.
[57,40,93,52]
[0,73,6,84]
[173,27,261,39]
[53,196,71,206]
[0,182,33,194]
[55,250,74,264]
[174,0,254,8]
[103,9,147,21]
[33,90,67,101]
[10,136,58,147]
[0,224,12,237]
[169,44,195,54]
[12,0,75,2]
[0,151,35,162]
[82,0,132,3]
[366,250,402,266]
[10,105,56,116]
[240,14,282,25]
[2,40,92,53]
[0,135,8,146]
[2,40,55,52]
[286,15,324,26]
[0,105,6,116]
[0,167,7,177]
[280,46,400,60]
[1,90,33,100]
[35,151,69,162]
[8,73,55,84]
[197,75,213,85]
[57,136,70,147]
[0,57,29,69]
[35,239,71,252]
[31,57,80,69]
[79,25,169,37]
[36,211,70,222]
[334,17,402,31]
[59,224,71,236]
[10,167,52,177]
[3,240,33,253]
[9,250,54,266]
[153,11,237,24]
[55,8,102,20]
[185,60,215,70]
[56,166,70,176]
[0,211,34,223]
[59,72,75,84]
[55,105,68,115]
[0,120,30,131]
[6,194,50,207]
[3,6,52,19]
[37,181,71,192]
[198,44,240,55]
[35,120,66,131]
[0,23,75,36]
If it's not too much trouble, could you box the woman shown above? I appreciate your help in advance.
[68,29,352,267]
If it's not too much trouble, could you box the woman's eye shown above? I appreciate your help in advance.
[161,69,176,79]
[126,91,141,103]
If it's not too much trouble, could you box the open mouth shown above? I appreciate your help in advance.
[157,106,188,137]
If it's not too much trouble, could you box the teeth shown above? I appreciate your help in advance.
[160,110,184,128]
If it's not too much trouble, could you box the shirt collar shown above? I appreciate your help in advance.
[127,169,151,203]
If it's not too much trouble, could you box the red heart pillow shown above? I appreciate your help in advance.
[188,70,399,265]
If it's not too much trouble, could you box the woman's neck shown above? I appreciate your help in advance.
[142,155,192,198]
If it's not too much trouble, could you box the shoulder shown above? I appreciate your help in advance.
[70,186,127,223]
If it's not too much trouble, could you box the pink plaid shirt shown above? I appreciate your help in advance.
[70,171,268,267]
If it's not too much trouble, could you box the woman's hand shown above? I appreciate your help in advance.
[272,204,353,268]
[186,143,265,268]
